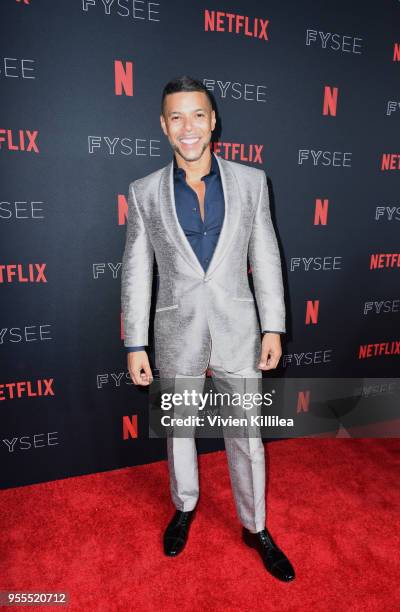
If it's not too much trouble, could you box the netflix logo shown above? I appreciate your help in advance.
[370,254,400,270]
[123,415,138,439]
[322,86,338,116]
[0,129,39,153]
[305,300,319,326]
[118,194,128,225]
[359,341,400,359]
[115,60,133,96]
[211,143,263,163]
[381,154,400,171]
[0,263,47,283]
[204,10,269,41]
[0,378,55,401]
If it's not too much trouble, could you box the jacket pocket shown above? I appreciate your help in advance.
[155,304,178,312]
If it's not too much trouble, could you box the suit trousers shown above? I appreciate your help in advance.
[160,338,265,533]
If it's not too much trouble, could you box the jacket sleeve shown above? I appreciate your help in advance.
[121,181,154,346]
[248,171,286,333]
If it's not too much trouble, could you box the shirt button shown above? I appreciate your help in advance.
[193,208,196,211]
[203,231,207,235]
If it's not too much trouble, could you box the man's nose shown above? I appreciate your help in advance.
[183,118,193,131]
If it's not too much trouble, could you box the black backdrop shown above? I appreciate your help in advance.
[1,0,399,488]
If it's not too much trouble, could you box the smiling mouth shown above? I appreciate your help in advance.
[180,137,201,145]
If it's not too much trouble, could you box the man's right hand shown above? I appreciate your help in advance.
[127,350,153,386]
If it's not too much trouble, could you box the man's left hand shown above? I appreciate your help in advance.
[258,333,282,370]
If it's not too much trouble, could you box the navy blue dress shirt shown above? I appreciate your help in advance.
[126,153,283,352]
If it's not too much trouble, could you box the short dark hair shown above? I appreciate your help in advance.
[161,75,214,115]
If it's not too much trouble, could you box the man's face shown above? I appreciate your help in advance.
[160,91,216,163]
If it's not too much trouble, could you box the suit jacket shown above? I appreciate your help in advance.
[121,153,286,377]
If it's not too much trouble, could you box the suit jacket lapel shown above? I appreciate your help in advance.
[206,154,241,278]
[159,152,242,279]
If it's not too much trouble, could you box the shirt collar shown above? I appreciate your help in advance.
[173,151,219,180]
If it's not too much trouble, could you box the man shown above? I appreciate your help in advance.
[121,76,295,582]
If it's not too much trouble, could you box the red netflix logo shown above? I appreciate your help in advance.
[314,198,329,225]
[322,86,338,116]
[381,154,400,170]
[114,60,133,96]
[204,10,269,41]
[0,378,54,400]
[370,254,400,269]
[123,415,138,439]
[297,390,310,413]
[359,341,400,359]
[0,264,47,283]
[118,194,128,225]
[305,300,319,325]
[211,142,263,163]
[0,129,39,153]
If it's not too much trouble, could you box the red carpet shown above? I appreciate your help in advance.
[1,439,399,611]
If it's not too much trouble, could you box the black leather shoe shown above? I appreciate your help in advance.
[242,527,295,582]
[163,509,196,556]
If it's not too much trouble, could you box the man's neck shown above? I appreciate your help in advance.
[175,150,212,182]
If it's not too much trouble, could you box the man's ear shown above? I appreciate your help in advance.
[160,114,167,136]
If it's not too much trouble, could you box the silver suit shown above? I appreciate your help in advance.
[121,152,286,531]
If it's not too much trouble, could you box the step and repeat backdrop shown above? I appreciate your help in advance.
[1,1,399,488]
